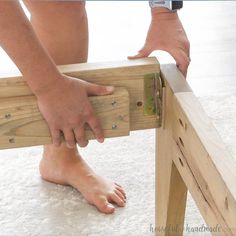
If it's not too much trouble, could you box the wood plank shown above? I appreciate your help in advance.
[160,64,192,94]
[156,81,187,236]
[0,57,160,131]
[172,139,226,236]
[160,64,236,235]
[156,87,174,236]
[172,92,236,235]
[0,88,129,149]
[166,162,187,236]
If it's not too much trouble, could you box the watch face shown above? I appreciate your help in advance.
[152,0,166,4]
[149,0,172,10]
[149,0,183,10]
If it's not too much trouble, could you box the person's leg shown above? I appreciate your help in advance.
[23,0,126,214]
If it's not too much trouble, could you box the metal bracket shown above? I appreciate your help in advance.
[144,73,165,125]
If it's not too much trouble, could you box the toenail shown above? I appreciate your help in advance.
[98,138,104,143]
[107,203,115,209]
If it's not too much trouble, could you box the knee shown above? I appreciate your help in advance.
[25,1,87,23]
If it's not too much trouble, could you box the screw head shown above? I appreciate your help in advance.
[112,124,117,129]
[111,101,117,107]
[9,138,15,143]
[5,114,11,119]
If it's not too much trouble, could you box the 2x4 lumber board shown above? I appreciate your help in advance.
[165,162,187,236]
[0,57,160,131]
[161,64,236,235]
[0,88,129,149]
[172,139,227,236]
[172,92,236,235]
[156,78,187,236]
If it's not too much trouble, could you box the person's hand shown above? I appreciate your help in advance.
[36,74,114,148]
[128,8,190,77]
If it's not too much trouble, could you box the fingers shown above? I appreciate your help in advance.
[49,127,62,147]
[49,109,104,147]
[38,77,108,148]
[63,128,76,148]
[87,114,104,143]
[86,83,114,96]
[73,126,88,147]
[127,47,152,59]
[169,49,191,78]
[68,113,103,147]
[129,47,190,77]
[72,115,103,147]
[182,38,191,56]
[84,83,113,143]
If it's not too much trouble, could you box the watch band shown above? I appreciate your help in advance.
[149,0,183,11]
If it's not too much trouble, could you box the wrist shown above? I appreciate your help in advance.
[151,7,178,20]
[23,64,62,97]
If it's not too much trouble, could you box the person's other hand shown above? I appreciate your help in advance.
[36,74,114,148]
[128,8,190,77]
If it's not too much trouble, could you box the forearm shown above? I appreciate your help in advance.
[0,1,60,95]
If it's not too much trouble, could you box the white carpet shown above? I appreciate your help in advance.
[0,127,215,236]
[0,130,155,236]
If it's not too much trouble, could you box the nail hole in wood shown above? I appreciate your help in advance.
[185,123,188,131]
[179,157,184,167]
[179,118,184,127]
[179,137,184,147]
[137,101,143,107]
[225,196,229,210]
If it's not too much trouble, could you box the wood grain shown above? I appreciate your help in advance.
[158,64,236,235]
[156,81,187,236]
[0,88,129,149]
[172,92,236,235]
[0,57,160,131]
[172,139,225,236]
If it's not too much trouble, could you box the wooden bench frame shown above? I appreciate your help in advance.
[0,57,236,235]
[157,64,236,236]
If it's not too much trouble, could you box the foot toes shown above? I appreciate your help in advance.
[115,189,126,202]
[115,182,122,188]
[109,193,126,207]
[95,197,115,214]
[115,186,126,198]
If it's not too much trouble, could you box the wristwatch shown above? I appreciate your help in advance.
[149,0,183,12]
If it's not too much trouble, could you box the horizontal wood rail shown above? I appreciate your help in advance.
[0,57,160,149]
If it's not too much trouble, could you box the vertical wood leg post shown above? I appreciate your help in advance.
[156,79,188,236]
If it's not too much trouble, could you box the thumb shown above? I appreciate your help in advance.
[86,83,114,96]
[128,47,152,60]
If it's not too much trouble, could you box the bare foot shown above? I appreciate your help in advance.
[39,144,126,214]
